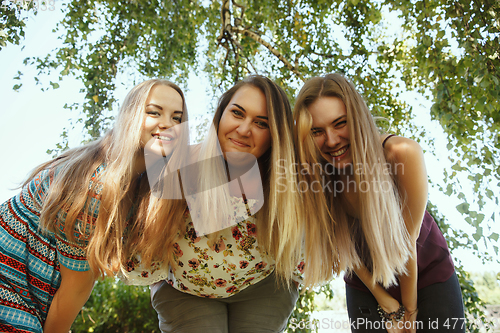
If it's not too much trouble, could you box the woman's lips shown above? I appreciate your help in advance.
[229,138,250,147]
[327,145,349,160]
[153,133,175,143]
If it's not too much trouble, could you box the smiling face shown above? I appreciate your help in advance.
[141,84,184,157]
[217,85,271,164]
[308,96,352,170]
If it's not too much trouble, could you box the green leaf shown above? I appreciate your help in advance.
[472,227,483,241]
[456,203,470,214]
[451,162,465,171]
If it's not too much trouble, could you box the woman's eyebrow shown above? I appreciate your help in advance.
[232,103,267,120]
[232,103,246,112]
[331,115,346,124]
[146,103,163,110]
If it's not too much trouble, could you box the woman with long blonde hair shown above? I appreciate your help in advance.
[294,73,464,332]
[0,79,190,333]
[127,75,304,332]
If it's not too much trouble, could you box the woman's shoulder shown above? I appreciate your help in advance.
[380,134,423,164]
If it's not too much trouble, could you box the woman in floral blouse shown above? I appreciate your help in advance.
[126,75,305,332]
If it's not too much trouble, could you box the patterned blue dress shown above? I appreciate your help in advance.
[0,168,98,332]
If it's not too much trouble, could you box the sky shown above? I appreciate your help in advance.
[0,5,498,273]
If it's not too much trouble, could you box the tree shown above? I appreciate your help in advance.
[4,0,499,331]
[1,2,29,49]
[71,277,160,332]
[470,271,500,305]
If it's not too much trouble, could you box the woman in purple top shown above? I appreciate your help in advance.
[293,73,464,332]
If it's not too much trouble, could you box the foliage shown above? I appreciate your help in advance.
[427,203,496,333]
[470,271,500,305]
[1,1,28,49]
[285,288,323,333]
[71,277,159,333]
[286,280,345,333]
[383,0,500,266]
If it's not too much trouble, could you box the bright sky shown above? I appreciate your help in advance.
[0,6,498,273]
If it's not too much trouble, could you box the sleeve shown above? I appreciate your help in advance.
[54,166,106,272]
[55,229,90,271]
[30,167,92,271]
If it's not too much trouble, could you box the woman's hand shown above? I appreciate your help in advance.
[403,308,418,333]
[385,320,405,333]
[378,302,405,333]
[382,307,418,333]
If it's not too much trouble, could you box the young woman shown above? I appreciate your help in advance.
[126,75,304,333]
[293,73,464,332]
[0,79,190,333]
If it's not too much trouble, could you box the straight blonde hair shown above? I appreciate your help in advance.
[194,75,304,285]
[293,73,411,288]
[25,79,190,277]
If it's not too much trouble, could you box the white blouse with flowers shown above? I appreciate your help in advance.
[123,197,303,298]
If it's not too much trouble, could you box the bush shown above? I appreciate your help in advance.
[71,277,160,333]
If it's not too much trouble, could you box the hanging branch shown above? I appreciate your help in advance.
[216,0,303,80]
[237,27,303,79]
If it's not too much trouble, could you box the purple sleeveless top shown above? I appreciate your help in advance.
[343,211,455,302]
[343,135,455,302]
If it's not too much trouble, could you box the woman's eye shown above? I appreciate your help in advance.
[311,129,323,137]
[146,110,160,116]
[231,110,244,117]
[255,121,269,129]
[173,116,182,123]
[336,120,347,128]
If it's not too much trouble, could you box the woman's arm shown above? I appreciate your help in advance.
[354,266,404,333]
[354,265,400,311]
[43,265,95,333]
[384,136,428,331]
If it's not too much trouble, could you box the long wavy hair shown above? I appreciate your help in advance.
[293,73,411,288]
[25,79,190,277]
[193,75,304,285]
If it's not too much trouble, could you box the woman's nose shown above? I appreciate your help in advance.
[159,117,174,130]
[236,120,251,136]
[325,128,340,147]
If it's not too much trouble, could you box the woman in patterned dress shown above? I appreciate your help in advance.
[0,79,190,333]
[293,73,464,332]
[126,75,305,333]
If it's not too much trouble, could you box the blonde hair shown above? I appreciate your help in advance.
[293,73,411,288]
[194,75,304,285]
[25,79,189,277]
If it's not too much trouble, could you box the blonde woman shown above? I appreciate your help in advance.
[127,75,304,333]
[0,79,189,333]
[293,73,464,332]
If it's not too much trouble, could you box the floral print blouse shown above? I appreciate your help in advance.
[124,197,304,298]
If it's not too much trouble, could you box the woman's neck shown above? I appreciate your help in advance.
[226,160,263,200]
